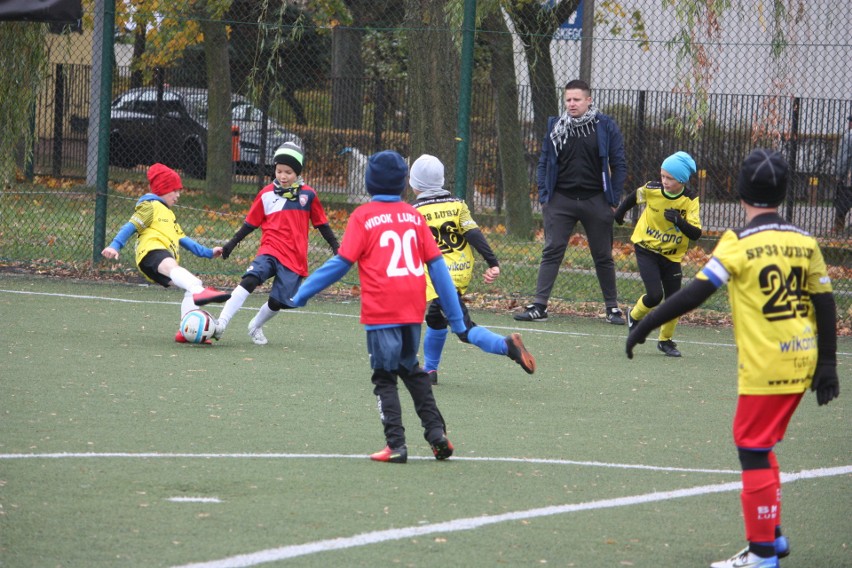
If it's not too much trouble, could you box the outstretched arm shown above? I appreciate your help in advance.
[290,255,353,307]
[222,223,257,259]
[316,223,340,256]
[427,256,467,336]
[102,221,137,259]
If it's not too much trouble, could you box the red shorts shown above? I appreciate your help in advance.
[733,393,804,450]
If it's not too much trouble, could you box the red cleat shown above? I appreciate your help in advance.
[175,330,211,345]
[369,446,408,463]
[193,287,231,306]
[430,435,454,460]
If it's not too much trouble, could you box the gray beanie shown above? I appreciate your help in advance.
[409,154,445,192]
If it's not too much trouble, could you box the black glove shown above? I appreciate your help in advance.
[221,239,238,260]
[614,214,625,225]
[811,362,839,406]
[625,328,648,359]
[664,208,682,225]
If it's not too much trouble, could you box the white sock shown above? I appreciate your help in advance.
[251,302,277,329]
[180,291,197,318]
[169,266,203,294]
[217,286,251,328]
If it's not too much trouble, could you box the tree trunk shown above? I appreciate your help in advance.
[482,11,533,238]
[405,0,458,186]
[201,19,232,200]
[331,26,364,130]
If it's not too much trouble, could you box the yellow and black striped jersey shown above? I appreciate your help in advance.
[413,194,479,300]
[697,213,833,395]
[630,182,701,263]
[131,198,186,266]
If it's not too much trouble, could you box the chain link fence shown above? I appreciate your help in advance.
[2,0,850,327]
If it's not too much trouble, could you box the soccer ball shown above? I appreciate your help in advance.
[179,309,216,344]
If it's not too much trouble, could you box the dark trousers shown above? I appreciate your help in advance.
[367,326,446,449]
[535,191,618,308]
[836,184,852,224]
[634,245,682,308]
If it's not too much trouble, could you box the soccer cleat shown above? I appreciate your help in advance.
[369,445,408,463]
[175,330,211,345]
[427,370,438,385]
[513,303,548,322]
[626,308,637,330]
[211,318,226,340]
[430,434,454,460]
[605,307,626,325]
[247,316,268,345]
[505,333,536,374]
[657,339,681,357]
[710,548,779,568]
[192,287,231,306]
[774,535,789,559]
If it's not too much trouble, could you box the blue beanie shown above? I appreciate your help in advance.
[661,151,697,184]
[365,150,408,196]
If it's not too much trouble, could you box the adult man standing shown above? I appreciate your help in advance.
[834,115,852,233]
[515,79,628,324]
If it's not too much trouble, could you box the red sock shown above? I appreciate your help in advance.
[768,451,782,530]
[741,468,778,543]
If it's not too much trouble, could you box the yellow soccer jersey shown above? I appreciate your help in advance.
[697,214,833,395]
[631,182,701,263]
[131,198,186,267]
[413,194,479,300]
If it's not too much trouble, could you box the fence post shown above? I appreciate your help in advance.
[454,0,476,200]
[785,96,800,223]
[52,64,65,177]
[92,0,115,265]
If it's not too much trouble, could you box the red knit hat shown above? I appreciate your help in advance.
[147,163,182,196]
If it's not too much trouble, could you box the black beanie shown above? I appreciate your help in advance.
[273,142,304,175]
[737,148,788,208]
[365,150,408,196]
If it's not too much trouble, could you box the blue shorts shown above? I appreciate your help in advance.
[244,254,302,307]
[366,325,422,373]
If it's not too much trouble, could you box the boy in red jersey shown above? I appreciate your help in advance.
[214,142,339,345]
[626,149,839,568]
[292,150,466,464]
[101,163,230,343]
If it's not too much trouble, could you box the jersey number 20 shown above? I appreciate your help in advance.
[381,229,424,277]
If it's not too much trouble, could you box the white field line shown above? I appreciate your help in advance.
[167,497,222,503]
[3,288,851,355]
[0,451,740,474]
[169,465,851,568]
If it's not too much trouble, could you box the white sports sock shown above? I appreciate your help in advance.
[180,291,197,317]
[168,266,203,294]
[217,286,251,328]
[251,302,277,329]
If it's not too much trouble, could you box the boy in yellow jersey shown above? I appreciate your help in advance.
[101,163,230,343]
[626,149,839,568]
[615,151,701,357]
[409,154,535,383]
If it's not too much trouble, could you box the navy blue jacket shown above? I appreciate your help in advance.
[536,113,627,207]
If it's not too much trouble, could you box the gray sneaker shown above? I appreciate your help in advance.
[247,316,268,345]
[513,303,548,322]
[605,307,625,325]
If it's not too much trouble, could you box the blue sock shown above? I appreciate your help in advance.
[423,327,449,372]
[467,326,509,355]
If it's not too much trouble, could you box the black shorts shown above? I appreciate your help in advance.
[138,249,174,287]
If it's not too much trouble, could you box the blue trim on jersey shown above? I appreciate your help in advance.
[371,195,402,202]
[290,255,352,306]
[108,221,137,250]
[427,256,466,333]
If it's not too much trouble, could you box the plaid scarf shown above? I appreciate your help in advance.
[550,105,599,151]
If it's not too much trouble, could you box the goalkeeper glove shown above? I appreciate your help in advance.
[811,362,839,406]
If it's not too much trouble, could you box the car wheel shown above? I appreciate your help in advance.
[183,140,206,179]
[108,133,135,168]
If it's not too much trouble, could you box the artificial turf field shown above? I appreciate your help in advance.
[1,274,849,567]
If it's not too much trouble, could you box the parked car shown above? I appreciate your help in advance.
[109,87,302,179]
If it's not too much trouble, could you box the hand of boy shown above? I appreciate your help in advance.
[664,208,682,224]
[101,247,119,260]
[483,266,500,283]
[211,246,223,259]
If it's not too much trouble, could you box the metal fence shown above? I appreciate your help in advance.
[2,0,850,325]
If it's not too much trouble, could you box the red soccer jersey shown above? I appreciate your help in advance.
[244,183,329,276]
[338,200,442,325]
